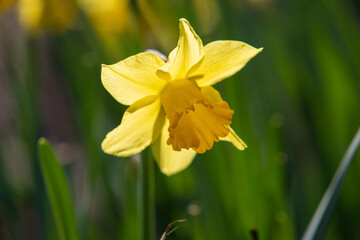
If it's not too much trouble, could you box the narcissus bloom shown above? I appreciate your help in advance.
[17,0,76,32]
[102,18,262,175]
[0,0,13,14]
[78,0,130,45]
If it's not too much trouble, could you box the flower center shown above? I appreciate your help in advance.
[160,79,233,153]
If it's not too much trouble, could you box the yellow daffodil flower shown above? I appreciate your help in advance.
[17,0,76,32]
[78,0,130,45]
[0,0,14,14]
[101,18,262,175]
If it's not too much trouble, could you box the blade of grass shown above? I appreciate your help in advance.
[302,127,360,240]
[38,138,79,240]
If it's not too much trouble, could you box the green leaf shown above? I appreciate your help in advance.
[302,127,360,240]
[38,138,80,240]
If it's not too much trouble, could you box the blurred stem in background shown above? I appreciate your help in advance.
[141,148,156,240]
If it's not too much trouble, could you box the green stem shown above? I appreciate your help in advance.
[141,148,156,240]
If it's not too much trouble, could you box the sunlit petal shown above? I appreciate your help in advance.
[157,18,204,80]
[221,126,247,150]
[102,52,167,106]
[201,87,247,150]
[102,97,162,157]
[200,86,222,103]
[192,41,263,87]
[152,118,197,176]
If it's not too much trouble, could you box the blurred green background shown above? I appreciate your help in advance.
[0,0,360,239]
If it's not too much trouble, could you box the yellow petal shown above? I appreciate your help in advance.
[221,126,247,150]
[200,86,222,103]
[102,52,167,106]
[167,101,232,153]
[102,97,163,157]
[201,86,247,150]
[160,80,233,153]
[152,118,197,176]
[192,41,263,87]
[17,0,43,31]
[157,18,204,80]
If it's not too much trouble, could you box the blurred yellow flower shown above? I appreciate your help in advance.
[17,0,76,32]
[78,0,130,44]
[0,0,14,14]
[101,18,262,175]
